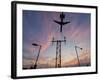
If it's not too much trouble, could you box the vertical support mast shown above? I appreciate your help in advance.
[75,46,83,66]
[55,42,58,67]
[75,46,80,66]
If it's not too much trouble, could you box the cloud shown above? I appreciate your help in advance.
[23,11,91,69]
[62,50,91,67]
[23,59,35,68]
[36,13,54,53]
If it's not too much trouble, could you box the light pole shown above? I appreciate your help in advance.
[75,46,82,66]
[32,43,41,69]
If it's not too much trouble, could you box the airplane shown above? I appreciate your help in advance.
[54,12,70,32]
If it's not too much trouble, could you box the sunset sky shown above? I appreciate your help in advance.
[23,10,91,69]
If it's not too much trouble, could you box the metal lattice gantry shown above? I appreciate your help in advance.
[52,37,66,68]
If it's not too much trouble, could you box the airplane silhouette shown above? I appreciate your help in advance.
[54,12,70,32]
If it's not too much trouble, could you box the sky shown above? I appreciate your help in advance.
[22,10,91,69]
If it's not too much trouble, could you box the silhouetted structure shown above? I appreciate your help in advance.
[52,12,70,68]
[53,12,70,32]
[52,37,66,68]
[75,46,82,66]
[32,43,41,69]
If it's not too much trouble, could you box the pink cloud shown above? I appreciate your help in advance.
[38,14,53,53]
[62,50,90,67]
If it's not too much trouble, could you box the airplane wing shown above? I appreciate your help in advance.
[62,21,70,25]
[53,20,61,25]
